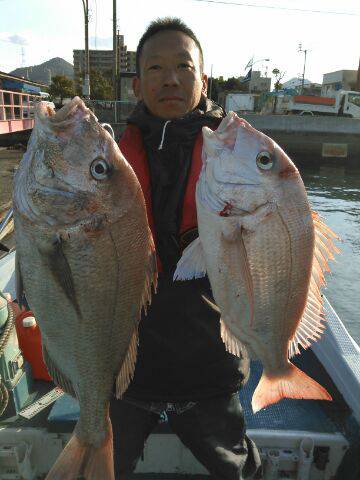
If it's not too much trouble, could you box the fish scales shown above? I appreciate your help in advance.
[175,111,338,413]
[13,97,157,479]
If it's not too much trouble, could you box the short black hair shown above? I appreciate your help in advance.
[135,17,204,77]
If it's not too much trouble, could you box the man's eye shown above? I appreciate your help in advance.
[148,65,161,71]
[178,63,193,70]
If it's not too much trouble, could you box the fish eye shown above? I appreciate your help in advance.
[256,151,273,170]
[90,158,111,180]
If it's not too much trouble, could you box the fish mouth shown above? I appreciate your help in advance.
[212,169,261,187]
[34,181,79,199]
[220,181,261,187]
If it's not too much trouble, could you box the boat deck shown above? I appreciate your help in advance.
[0,250,358,478]
[0,349,349,434]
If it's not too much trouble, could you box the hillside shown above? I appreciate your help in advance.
[10,57,74,85]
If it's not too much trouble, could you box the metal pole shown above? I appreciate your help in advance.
[113,0,118,122]
[301,49,307,95]
[208,64,213,99]
[82,0,90,98]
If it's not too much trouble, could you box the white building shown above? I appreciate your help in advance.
[282,77,321,95]
[282,77,311,90]
[248,70,271,93]
[322,70,358,97]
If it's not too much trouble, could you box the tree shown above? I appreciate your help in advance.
[49,75,75,106]
[271,68,286,113]
[75,70,113,100]
[89,69,113,100]
[209,76,249,103]
[272,68,286,92]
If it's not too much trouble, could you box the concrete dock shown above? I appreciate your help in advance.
[242,114,360,162]
[1,113,359,164]
[108,114,360,164]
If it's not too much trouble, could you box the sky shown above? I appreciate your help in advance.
[0,0,359,87]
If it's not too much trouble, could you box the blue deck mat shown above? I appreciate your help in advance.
[48,394,79,423]
[48,360,339,433]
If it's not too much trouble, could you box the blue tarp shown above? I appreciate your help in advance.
[2,79,41,94]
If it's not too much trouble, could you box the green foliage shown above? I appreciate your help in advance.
[49,75,75,105]
[209,76,248,101]
[75,69,113,100]
[90,70,113,100]
[272,68,285,92]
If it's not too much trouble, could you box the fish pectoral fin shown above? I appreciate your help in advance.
[173,236,207,281]
[116,328,139,398]
[15,252,25,307]
[202,294,221,314]
[42,235,82,318]
[221,228,255,325]
[42,344,76,397]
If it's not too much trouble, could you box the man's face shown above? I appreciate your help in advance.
[133,30,208,119]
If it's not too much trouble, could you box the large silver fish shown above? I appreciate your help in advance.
[13,97,157,479]
[175,112,338,413]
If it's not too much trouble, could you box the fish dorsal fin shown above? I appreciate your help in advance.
[173,237,207,281]
[288,211,340,358]
[115,327,139,398]
[116,234,158,398]
[140,240,158,315]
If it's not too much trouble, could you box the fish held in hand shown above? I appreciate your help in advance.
[174,112,339,413]
[13,97,157,479]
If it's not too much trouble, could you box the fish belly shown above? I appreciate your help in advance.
[197,200,314,372]
[14,207,154,441]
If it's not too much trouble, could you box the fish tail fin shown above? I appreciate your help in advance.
[252,363,332,413]
[45,424,114,480]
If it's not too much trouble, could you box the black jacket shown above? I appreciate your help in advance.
[123,97,249,402]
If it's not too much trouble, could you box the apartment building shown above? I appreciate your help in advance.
[73,34,136,85]
[126,51,136,73]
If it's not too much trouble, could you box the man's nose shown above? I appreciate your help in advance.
[162,68,180,86]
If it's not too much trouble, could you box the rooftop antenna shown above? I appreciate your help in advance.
[21,47,26,67]
[113,0,118,102]
[298,43,308,95]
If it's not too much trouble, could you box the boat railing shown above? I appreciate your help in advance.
[0,89,41,134]
[0,208,14,253]
[0,208,13,239]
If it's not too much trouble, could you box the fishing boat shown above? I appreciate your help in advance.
[0,208,359,480]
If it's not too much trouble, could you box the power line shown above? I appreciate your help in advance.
[190,0,360,16]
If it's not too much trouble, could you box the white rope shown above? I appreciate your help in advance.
[158,120,171,150]
[0,297,15,416]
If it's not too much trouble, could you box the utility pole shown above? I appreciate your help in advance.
[113,0,118,123]
[298,43,307,95]
[81,0,90,98]
[113,0,118,102]
[356,57,360,92]
[208,64,213,99]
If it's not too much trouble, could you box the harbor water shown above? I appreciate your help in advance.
[300,163,360,345]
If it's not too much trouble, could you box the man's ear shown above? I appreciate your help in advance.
[132,77,142,100]
[202,74,208,95]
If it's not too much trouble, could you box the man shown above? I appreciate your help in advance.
[110,17,262,480]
